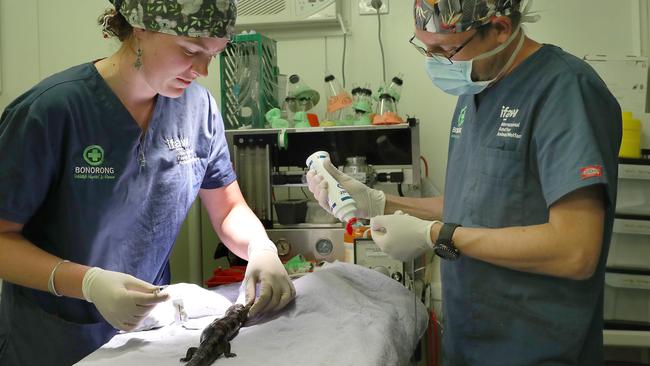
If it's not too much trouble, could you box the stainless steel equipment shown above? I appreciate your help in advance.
[232,138,273,227]
[266,228,345,263]
[208,122,422,265]
[343,156,370,183]
[354,238,404,283]
[194,122,426,361]
[190,122,427,365]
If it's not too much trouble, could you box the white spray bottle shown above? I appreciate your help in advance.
[306,151,358,225]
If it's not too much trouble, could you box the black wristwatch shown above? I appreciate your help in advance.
[434,223,461,260]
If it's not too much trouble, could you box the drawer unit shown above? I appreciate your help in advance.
[617,162,650,216]
[608,217,650,270]
[604,272,650,326]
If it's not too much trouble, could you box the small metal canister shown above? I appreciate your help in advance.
[343,156,369,183]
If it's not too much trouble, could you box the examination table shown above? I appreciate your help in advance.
[76,262,428,366]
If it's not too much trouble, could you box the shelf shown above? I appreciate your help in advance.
[604,330,650,347]
[270,223,343,230]
[619,163,650,180]
[225,123,411,136]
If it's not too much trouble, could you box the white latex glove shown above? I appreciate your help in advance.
[306,157,385,220]
[242,239,295,318]
[82,267,169,331]
[370,212,439,262]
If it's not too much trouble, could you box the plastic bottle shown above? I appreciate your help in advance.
[288,74,302,99]
[281,96,297,126]
[619,111,642,158]
[373,93,403,125]
[352,87,371,114]
[351,87,372,126]
[288,74,320,112]
[387,75,404,102]
[376,93,396,114]
[351,86,362,102]
[306,151,358,224]
[287,78,321,128]
[324,75,354,125]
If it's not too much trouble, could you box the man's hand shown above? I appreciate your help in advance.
[243,239,295,318]
[306,158,385,220]
[82,267,169,331]
[370,212,441,261]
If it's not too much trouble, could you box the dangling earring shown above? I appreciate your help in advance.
[101,14,112,39]
[134,47,143,70]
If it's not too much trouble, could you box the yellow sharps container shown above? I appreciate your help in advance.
[619,111,642,158]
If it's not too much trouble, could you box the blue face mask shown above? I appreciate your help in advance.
[425,27,525,96]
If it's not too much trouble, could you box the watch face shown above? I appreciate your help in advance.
[434,244,460,261]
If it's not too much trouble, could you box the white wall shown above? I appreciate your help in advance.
[0,0,647,289]
[1,0,647,192]
[266,0,646,190]
[0,0,116,107]
[0,0,40,105]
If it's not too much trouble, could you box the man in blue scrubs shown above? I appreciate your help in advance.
[0,1,294,364]
[307,0,621,364]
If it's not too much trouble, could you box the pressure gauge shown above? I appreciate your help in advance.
[275,238,291,257]
[315,238,333,256]
[372,266,390,277]
[391,272,403,283]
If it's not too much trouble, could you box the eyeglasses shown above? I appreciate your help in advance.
[409,29,480,65]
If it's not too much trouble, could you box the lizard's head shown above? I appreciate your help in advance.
[226,303,250,322]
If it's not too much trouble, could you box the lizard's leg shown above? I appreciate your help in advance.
[224,342,237,358]
[180,347,197,362]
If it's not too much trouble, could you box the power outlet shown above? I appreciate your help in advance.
[359,0,389,15]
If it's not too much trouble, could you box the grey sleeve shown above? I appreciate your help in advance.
[532,72,621,207]
[201,93,237,190]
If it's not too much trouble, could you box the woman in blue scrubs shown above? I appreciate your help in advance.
[0,1,294,364]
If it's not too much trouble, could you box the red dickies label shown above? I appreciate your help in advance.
[580,165,603,180]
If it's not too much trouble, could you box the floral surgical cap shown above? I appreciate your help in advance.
[110,0,237,39]
[414,0,524,33]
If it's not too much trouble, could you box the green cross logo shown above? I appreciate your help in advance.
[83,145,104,166]
[457,106,468,127]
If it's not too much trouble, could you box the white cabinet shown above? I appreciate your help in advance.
[605,161,650,349]
[617,163,650,216]
[605,272,650,324]
[608,218,650,270]
[604,330,650,347]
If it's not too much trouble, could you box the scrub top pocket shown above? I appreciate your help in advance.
[469,147,525,228]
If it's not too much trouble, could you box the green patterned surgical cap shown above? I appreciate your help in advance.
[414,0,530,33]
[110,0,237,39]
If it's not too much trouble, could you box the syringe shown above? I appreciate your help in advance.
[306,151,359,234]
